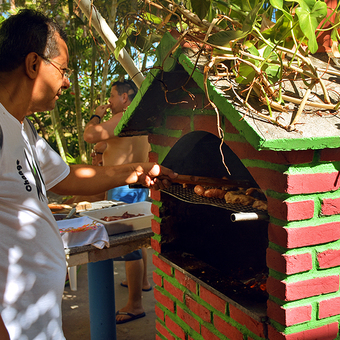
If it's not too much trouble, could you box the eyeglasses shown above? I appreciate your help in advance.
[40,55,73,79]
[91,149,103,157]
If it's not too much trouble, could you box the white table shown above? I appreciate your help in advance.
[65,228,153,340]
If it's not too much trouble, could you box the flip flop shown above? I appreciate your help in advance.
[115,310,146,324]
[120,282,153,292]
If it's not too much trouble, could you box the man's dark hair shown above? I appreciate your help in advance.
[0,9,67,72]
[112,79,138,102]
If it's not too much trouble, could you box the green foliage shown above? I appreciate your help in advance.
[191,0,212,20]
[0,0,157,163]
[295,0,327,53]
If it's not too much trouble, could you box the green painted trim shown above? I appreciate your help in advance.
[242,159,290,172]
[153,215,162,224]
[152,233,161,243]
[271,316,340,335]
[261,136,340,151]
[152,127,183,138]
[224,132,249,143]
[150,144,172,164]
[152,200,163,208]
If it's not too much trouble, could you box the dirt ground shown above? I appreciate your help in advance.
[62,247,157,340]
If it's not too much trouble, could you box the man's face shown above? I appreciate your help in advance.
[29,33,70,113]
[108,86,126,114]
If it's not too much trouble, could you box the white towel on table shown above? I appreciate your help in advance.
[57,216,109,249]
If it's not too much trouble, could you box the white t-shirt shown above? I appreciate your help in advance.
[0,104,70,340]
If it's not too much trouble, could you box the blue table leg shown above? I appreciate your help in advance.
[87,260,116,340]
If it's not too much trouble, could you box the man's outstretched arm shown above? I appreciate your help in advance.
[50,163,177,196]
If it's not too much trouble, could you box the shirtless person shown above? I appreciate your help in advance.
[65,141,107,204]
[84,79,151,324]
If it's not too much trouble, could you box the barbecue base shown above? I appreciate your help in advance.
[160,251,268,319]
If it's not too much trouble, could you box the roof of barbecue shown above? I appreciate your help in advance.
[115,31,340,151]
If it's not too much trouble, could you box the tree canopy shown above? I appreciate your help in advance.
[1,0,339,157]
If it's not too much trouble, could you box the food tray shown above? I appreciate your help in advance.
[79,201,152,235]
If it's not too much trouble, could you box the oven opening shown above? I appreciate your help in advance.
[159,131,269,312]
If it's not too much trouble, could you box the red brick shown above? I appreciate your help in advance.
[151,219,161,235]
[320,147,340,161]
[286,200,314,220]
[322,197,340,215]
[154,289,175,313]
[287,172,340,194]
[266,276,339,301]
[185,296,211,323]
[151,203,160,218]
[153,254,173,276]
[250,169,340,195]
[319,296,340,318]
[165,315,186,339]
[268,197,314,221]
[248,167,287,193]
[229,304,265,338]
[267,323,339,340]
[200,286,226,314]
[193,115,220,136]
[149,133,179,148]
[223,120,240,134]
[156,321,175,340]
[267,300,312,326]
[155,304,165,321]
[166,115,191,133]
[201,325,223,340]
[150,189,161,201]
[266,248,313,274]
[268,222,340,249]
[177,306,200,333]
[153,271,163,287]
[149,151,159,163]
[214,315,244,340]
[227,140,314,165]
[175,270,197,294]
[164,279,184,302]
[151,238,161,253]
[318,249,340,269]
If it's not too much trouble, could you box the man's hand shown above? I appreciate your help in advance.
[133,163,178,190]
[94,103,111,120]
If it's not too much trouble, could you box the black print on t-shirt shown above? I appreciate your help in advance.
[23,150,45,201]
[16,159,32,192]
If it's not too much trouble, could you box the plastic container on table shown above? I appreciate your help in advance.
[79,201,152,235]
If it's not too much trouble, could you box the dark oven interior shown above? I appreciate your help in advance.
[160,131,269,308]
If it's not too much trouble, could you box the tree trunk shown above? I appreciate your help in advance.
[51,103,68,163]
[72,63,88,164]
[90,40,97,114]
[100,0,117,105]
[69,0,87,164]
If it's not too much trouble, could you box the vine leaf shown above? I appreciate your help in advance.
[191,0,212,20]
[269,0,293,21]
[295,0,327,53]
[208,30,248,46]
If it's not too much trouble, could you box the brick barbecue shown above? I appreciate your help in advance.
[116,32,340,340]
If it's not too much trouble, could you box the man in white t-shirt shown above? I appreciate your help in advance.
[0,9,177,340]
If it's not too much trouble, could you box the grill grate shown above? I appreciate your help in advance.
[161,184,266,214]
